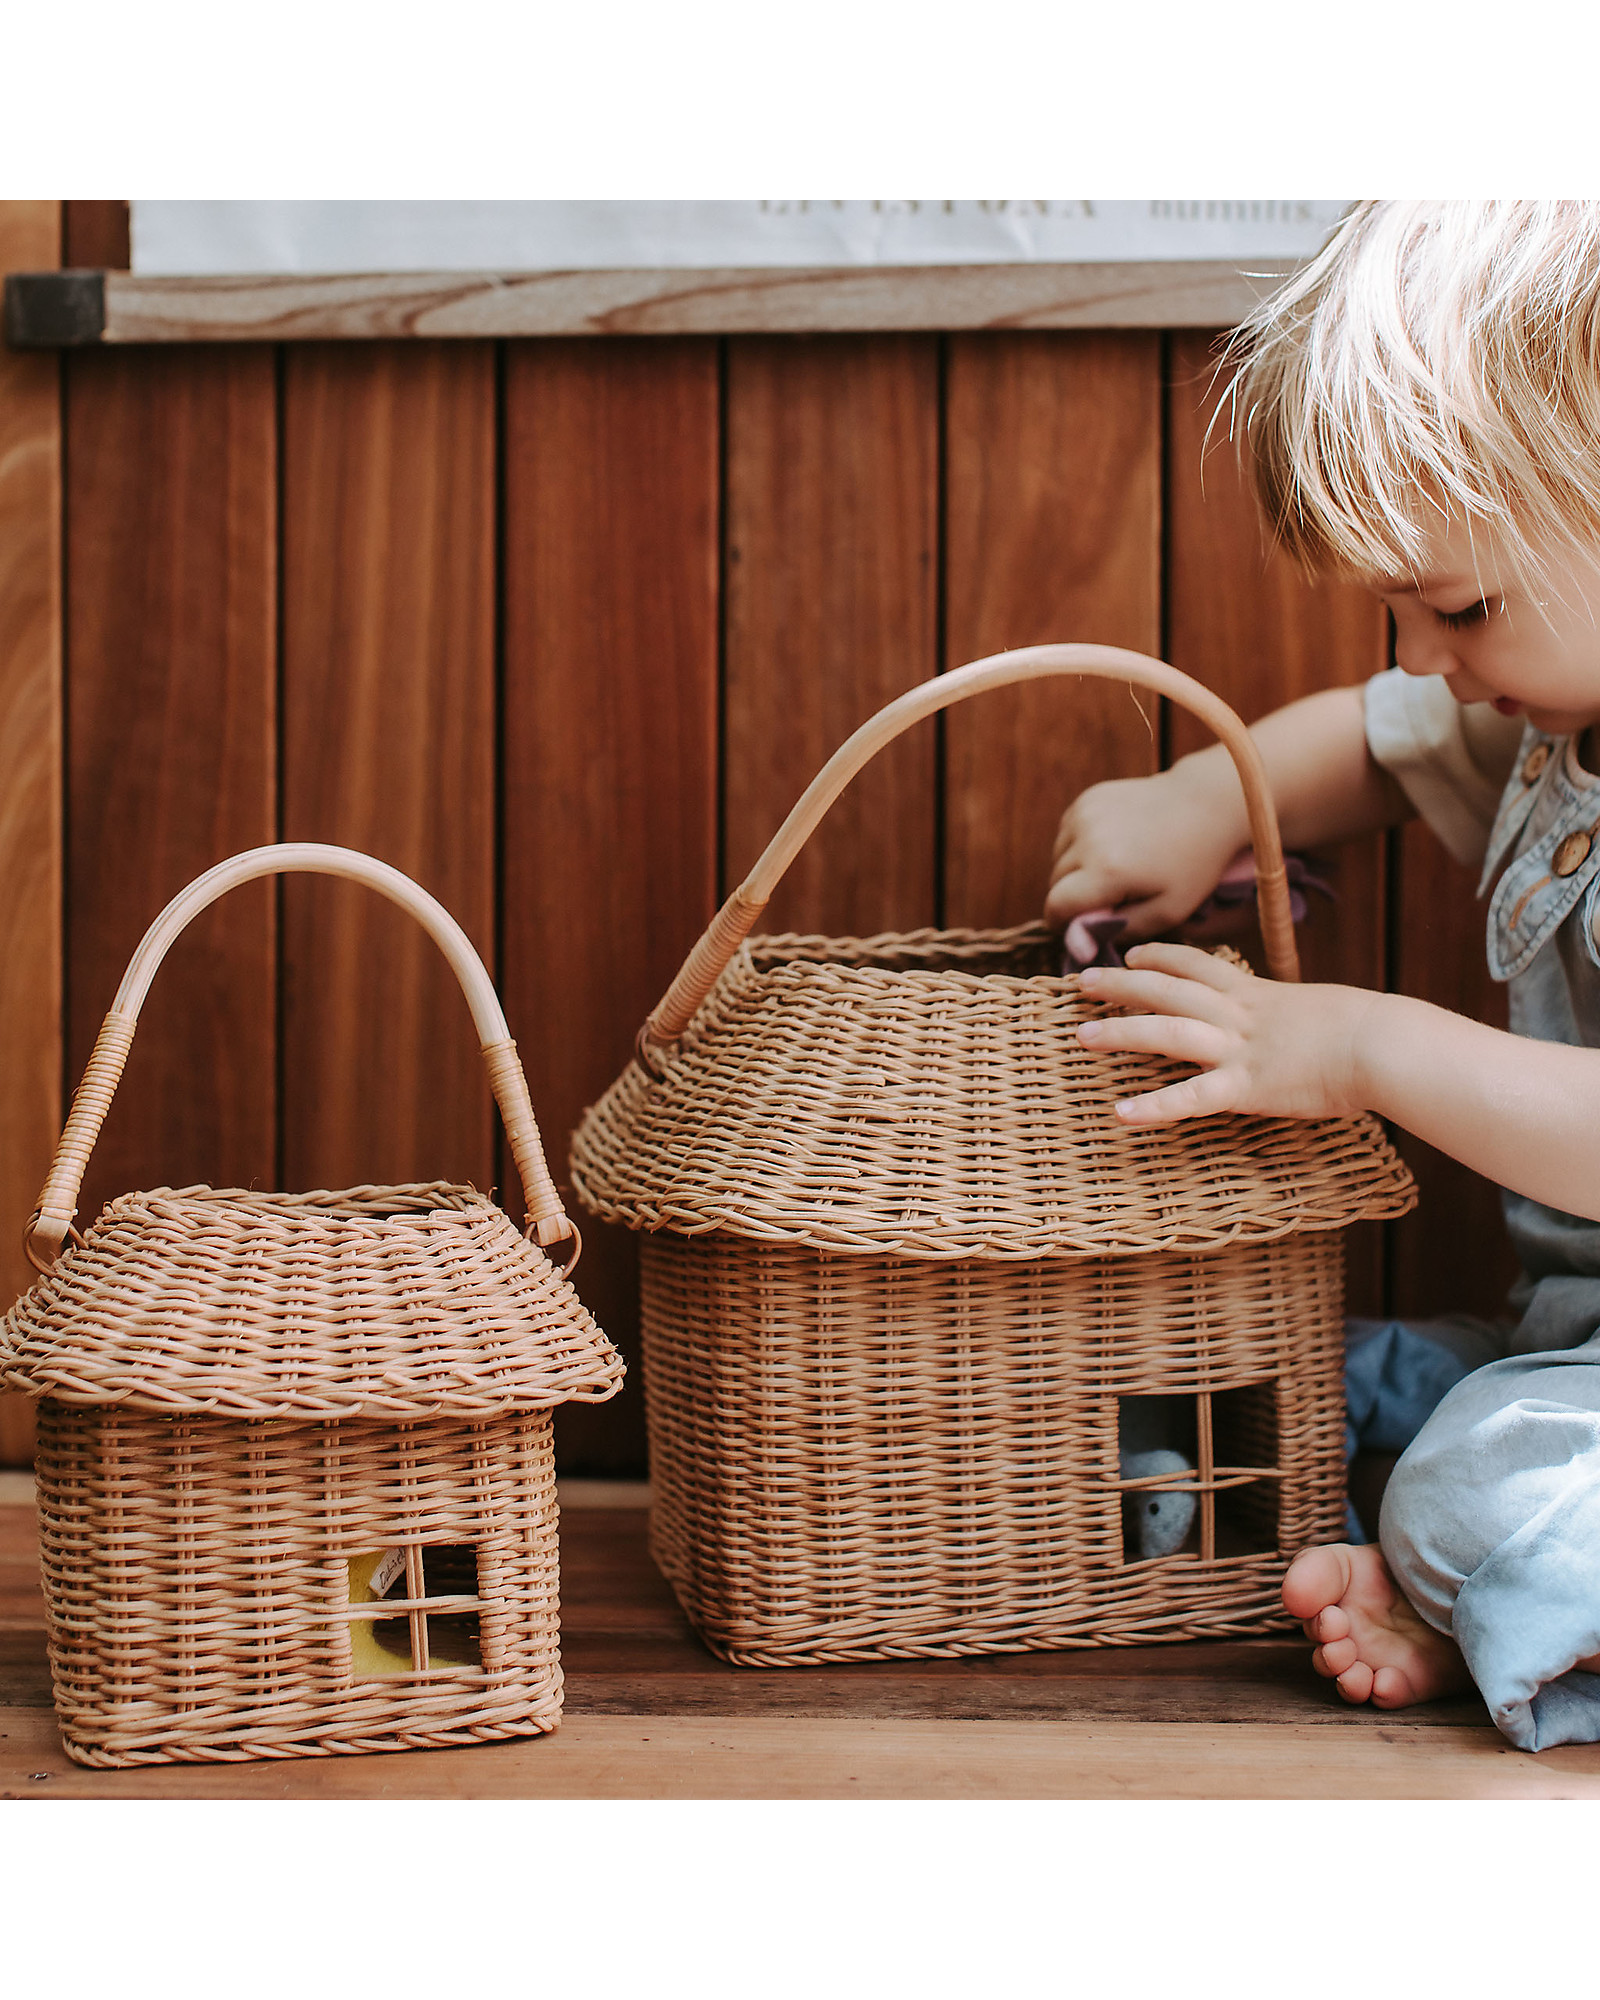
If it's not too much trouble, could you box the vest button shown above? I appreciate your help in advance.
[1523,743,1551,784]
[1553,830,1593,877]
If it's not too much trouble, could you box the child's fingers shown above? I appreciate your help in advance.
[1043,872,1090,928]
[1043,863,1116,927]
[1120,941,1248,991]
[1044,859,1163,924]
[1078,964,1234,1023]
[1076,1014,1230,1068]
[1105,893,1199,942]
[1112,1068,1240,1126]
[1044,874,1195,941]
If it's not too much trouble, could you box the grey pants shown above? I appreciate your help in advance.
[1372,1330,1600,1751]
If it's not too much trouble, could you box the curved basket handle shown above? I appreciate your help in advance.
[26,844,578,1273]
[636,644,1300,1074]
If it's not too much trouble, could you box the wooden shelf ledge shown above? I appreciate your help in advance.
[2,261,1293,346]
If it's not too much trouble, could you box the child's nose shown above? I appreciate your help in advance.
[1395,628,1458,680]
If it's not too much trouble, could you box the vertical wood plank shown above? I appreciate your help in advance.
[503,340,720,1473]
[943,331,1162,926]
[65,347,276,1225]
[0,202,62,1464]
[725,335,939,935]
[62,202,129,270]
[281,344,496,1193]
[1165,328,1390,1315]
[1389,828,1518,1320]
[1165,329,1390,980]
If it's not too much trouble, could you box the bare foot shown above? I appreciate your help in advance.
[1282,1543,1471,1709]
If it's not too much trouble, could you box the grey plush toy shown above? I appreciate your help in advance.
[1119,1399,1198,1559]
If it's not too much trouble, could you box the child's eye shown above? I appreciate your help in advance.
[1435,599,1493,630]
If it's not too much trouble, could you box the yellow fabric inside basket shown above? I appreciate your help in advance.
[345,1548,483,1675]
[346,1551,416,1677]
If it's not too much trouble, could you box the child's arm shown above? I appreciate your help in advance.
[1045,681,1414,934]
[1076,947,1600,1225]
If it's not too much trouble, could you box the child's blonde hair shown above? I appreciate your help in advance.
[1224,200,1600,594]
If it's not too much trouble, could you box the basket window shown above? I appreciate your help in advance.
[1117,1387,1281,1565]
[344,1543,484,1676]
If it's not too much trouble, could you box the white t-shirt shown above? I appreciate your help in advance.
[1362,667,1525,868]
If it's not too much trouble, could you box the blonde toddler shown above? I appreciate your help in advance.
[1047,201,1600,1751]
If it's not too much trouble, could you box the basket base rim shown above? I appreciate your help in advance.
[54,1704,564,1767]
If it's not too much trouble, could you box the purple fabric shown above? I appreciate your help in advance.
[1062,908,1131,969]
[1059,851,1333,974]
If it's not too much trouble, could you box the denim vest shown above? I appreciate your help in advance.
[1480,728,1600,1348]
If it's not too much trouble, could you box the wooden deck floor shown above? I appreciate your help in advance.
[6,1476,1600,1799]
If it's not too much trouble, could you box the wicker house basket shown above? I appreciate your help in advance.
[572,645,1416,1665]
[0,844,623,1765]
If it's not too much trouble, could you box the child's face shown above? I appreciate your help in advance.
[1375,516,1600,737]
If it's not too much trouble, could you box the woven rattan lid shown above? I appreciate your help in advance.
[6,845,624,1420]
[571,926,1417,1260]
[0,1182,625,1418]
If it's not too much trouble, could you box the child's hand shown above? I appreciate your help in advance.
[1044,765,1246,938]
[1075,943,1381,1126]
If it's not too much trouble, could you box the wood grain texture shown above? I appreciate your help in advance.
[725,335,939,935]
[281,344,496,1194]
[502,340,720,1472]
[11,1705,1593,1799]
[61,202,129,271]
[0,203,62,1464]
[559,1664,1487,1726]
[8,1503,1593,1799]
[1165,328,1391,1315]
[74,263,1298,345]
[1389,822,1518,1321]
[943,332,1162,926]
[64,347,276,1223]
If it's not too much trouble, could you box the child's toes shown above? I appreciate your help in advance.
[1282,1544,1353,1621]
[1312,1635,1358,1679]
[1370,1665,1416,1709]
[1334,1661,1374,1704]
[1312,1604,1352,1645]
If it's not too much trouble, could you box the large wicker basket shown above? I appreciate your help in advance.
[572,645,1415,1665]
[1,844,623,1765]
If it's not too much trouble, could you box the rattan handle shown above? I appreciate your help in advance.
[26,844,576,1271]
[637,644,1300,1073]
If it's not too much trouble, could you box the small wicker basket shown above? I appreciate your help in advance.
[1,844,623,1765]
[573,645,1416,1665]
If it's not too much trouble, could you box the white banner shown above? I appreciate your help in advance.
[131,199,1350,275]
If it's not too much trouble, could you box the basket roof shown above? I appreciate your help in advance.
[0,1182,624,1418]
[572,926,1417,1260]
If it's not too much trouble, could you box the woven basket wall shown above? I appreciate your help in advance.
[573,650,1418,1665]
[574,920,1415,1664]
[0,846,624,1765]
[35,1401,563,1766]
[8,1179,624,1765]
[641,1230,1345,1663]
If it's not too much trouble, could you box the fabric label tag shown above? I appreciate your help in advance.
[368,1548,406,1599]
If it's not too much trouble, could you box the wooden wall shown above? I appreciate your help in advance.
[0,203,62,1467]
[0,203,1515,1472]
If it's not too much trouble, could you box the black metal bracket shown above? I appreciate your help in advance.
[3,272,106,349]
